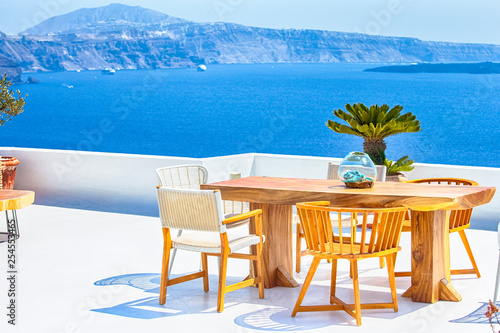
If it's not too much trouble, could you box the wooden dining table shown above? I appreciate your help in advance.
[201,176,495,303]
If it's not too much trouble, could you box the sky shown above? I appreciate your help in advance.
[0,0,499,44]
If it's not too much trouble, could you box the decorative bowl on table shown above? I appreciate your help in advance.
[338,152,377,188]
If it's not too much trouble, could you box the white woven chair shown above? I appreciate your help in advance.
[156,165,209,274]
[295,162,387,273]
[156,187,265,312]
[156,164,208,189]
[156,165,251,273]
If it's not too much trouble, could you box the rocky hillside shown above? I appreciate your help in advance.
[1,4,500,73]
[0,46,22,83]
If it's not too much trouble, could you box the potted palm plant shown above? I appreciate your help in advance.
[0,73,27,189]
[327,103,421,181]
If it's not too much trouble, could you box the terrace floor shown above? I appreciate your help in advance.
[0,204,498,333]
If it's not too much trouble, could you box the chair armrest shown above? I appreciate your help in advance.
[223,209,262,225]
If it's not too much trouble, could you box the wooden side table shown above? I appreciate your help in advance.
[0,190,35,242]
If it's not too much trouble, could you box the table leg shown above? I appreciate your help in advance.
[249,203,298,288]
[402,210,461,303]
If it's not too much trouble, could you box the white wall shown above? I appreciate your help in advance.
[202,153,256,183]
[2,148,498,229]
[253,153,342,179]
[1,148,202,216]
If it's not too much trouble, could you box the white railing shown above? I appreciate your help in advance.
[2,147,499,229]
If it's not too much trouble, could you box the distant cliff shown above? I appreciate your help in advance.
[1,4,500,73]
[365,62,500,74]
[0,53,22,83]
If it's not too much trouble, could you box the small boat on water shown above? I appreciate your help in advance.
[197,64,207,72]
[101,68,115,75]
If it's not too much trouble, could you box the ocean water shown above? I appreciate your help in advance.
[2,63,500,167]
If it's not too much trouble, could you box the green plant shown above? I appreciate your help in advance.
[384,155,415,176]
[327,103,421,165]
[367,148,415,176]
[0,74,27,126]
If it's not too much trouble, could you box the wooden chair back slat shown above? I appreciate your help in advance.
[367,212,379,253]
[378,213,391,252]
[359,213,368,254]
[324,210,335,252]
[317,210,327,253]
[336,211,344,254]
[350,213,357,254]
[297,202,407,257]
[304,209,318,252]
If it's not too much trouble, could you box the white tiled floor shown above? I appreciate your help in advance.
[0,204,498,332]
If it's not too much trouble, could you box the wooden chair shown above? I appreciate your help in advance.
[156,165,250,273]
[396,178,481,278]
[156,186,265,312]
[291,201,407,325]
[295,162,387,273]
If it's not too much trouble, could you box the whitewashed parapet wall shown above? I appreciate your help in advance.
[1,148,499,229]
[1,148,202,216]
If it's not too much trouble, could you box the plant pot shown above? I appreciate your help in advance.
[1,157,20,190]
[386,172,407,182]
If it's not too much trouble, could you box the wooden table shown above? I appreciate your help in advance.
[201,176,495,303]
[0,190,35,242]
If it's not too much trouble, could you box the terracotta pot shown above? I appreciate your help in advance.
[1,157,20,190]
[385,172,408,182]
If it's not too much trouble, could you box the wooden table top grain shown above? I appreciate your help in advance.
[202,176,495,211]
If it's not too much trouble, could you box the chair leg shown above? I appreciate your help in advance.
[457,230,481,278]
[159,228,172,305]
[379,257,385,268]
[351,260,362,326]
[330,258,338,303]
[386,254,398,312]
[168,229,183,276]
[201,253,209,292]
[256,234,265,299]
[392,252,398,269]
[494,252,500,304]
[296,222,302,273]
[217,235,230,313]
[292,257,321,317]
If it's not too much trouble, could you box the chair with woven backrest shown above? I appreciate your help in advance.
[156,165,251,274]
[396,178,481,278]
[156,165,209,274]
[156,186,265,312]
[156,164,250,221]
[295,162,387,273]
[292,201,407,326]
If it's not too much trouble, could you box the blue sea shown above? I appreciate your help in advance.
[3,63,500,167]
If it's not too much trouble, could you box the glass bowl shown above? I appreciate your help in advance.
[338,152,377,187]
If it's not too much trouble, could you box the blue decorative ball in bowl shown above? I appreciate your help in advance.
[338,152,377,188]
